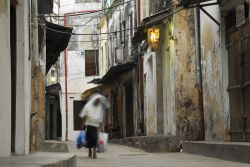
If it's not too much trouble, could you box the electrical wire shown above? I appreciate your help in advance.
[42,0,173,28]
[38,0,135,18]
[39,22,137,35]
[39,3,178,35]
[69,33,132,43]
[40,0,161,19]
[73,13,101,32]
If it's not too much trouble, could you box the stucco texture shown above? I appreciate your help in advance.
[173,9,203,140]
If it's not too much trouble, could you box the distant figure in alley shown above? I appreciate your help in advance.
[79,93,110,158]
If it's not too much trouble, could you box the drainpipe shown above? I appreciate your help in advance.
[63,14,68,141]
[194,7,205,140]
[138,0,141,24]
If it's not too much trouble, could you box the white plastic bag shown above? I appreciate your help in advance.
[98,132,108,152]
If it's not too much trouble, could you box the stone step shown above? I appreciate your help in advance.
[39,140,69,152]
[0,152,76,167]
[123,135,181,152]
[183,141,250,164]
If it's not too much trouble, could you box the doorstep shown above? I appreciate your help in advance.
[183,141,250,164]
[112,135,181,152]
[39,140,69,152]
[0,152,76,167]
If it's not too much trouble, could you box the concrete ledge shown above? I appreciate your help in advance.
[183,141,250,164]
[109,139,124,145]
[39,140,69,152]
[122,135,181,152]
[0,153,76,167]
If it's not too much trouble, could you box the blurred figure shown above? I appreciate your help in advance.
[79,93,110,158]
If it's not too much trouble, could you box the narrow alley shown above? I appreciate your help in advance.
[68,143,250,167]
[0,0,250,166]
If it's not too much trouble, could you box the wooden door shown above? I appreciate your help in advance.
[228,22,250,141]
[125,83,134,137]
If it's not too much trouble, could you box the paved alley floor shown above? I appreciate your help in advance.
[68,142,250,167]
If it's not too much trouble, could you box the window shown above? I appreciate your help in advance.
[227,9,236,29]
[226,2,249,29]
[85,50,99,76]
[122,21,126,44]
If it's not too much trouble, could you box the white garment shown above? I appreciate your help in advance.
[79,94,110,127]
[80,104,104,127]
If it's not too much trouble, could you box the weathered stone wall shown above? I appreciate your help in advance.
[161,22,177,136]
[143,50,158,135]
[30,51,46,152]
[30,0,46,152]
[200,5,229,141]
[173,9,203,140]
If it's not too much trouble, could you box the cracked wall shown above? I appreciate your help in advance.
[200,5,230,141]
[172,8,203,140]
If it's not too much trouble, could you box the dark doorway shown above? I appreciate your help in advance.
[73,101,87,130]
[45,84,62,140]
[57,108,62,137]
[10,4,17,152]
[111,90,119,139]
[139,56,145,135]
[112,90,118,129]
[46,96,62,140]
[125,83,134,137]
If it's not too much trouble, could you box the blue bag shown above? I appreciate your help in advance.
[76,131,87,149]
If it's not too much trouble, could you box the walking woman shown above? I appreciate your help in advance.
[79,93,110,158]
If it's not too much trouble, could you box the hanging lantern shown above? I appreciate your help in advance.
[148,27,160,50]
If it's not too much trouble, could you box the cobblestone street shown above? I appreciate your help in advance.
[68,142,249,167]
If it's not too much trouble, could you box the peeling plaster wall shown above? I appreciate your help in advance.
[144,49,158,135]
[172,8,203,140]
[0,0,11,157]
[156,45,164,134]
[30,0,47,152]
[99,19,109,77]
[107,0,135,66]
[161,23,177,136]
[140,0,150,21]
[200,4,230,141]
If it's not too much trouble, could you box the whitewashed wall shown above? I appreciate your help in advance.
[0,0,11,157]
[143,49,158,135]
[15,0,31,155]
[200,2,230,140]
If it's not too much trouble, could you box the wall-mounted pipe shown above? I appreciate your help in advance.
[194,7,205,140]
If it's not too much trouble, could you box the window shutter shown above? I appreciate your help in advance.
[85,50,99,76]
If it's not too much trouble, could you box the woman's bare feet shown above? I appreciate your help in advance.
[88,148,92,158]
[93,147,97,159]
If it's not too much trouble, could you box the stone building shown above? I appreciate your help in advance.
[0,0,71,157]
[94,0,250,151]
